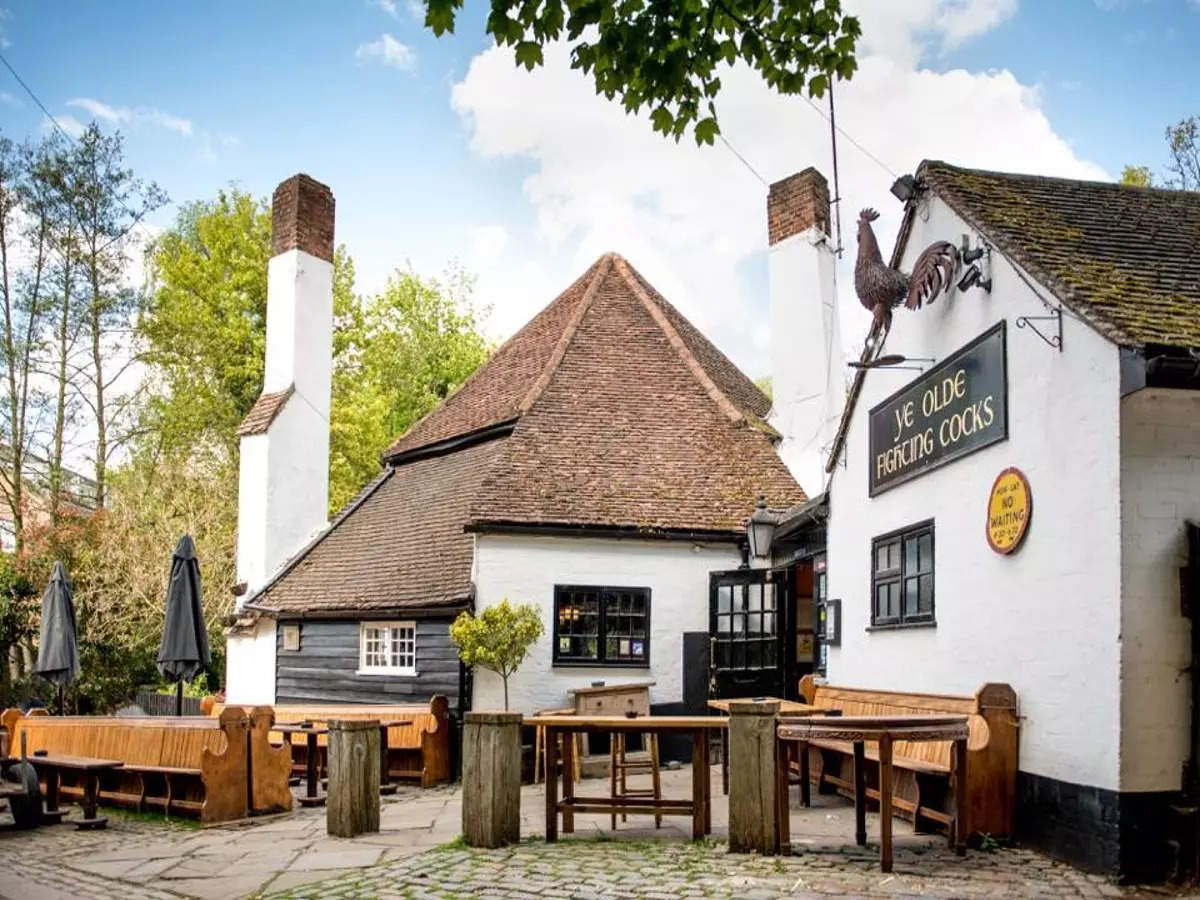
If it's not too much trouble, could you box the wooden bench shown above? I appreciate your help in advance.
[205,695,451,788]
[796,676,1018,838]
[1,706,292,824]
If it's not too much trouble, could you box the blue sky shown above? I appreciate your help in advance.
[1,1,1197,377]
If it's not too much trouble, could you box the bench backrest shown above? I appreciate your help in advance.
[2,712,233,769]
[206,696,449,751]
[799,677,992,769]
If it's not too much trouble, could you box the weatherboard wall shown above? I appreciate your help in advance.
[274,618,460,707]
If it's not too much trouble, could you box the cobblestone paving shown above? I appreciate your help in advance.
[262,836,1145,899]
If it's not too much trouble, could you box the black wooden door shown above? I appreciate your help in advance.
[708,567,792,699]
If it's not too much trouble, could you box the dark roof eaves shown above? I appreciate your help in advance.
[382,417,516,466]
[268,598,472,620]
[465,518,743,544]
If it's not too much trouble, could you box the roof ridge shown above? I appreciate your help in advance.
[517,253,614,414]
[922,159,1200,199]
[610,254,746,428]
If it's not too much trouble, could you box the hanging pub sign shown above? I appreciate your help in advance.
[869,321,1008,496]
[986,467,1032,554]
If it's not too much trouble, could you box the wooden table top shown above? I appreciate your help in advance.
[777,714,969,741]
[567,682,656,697]
[274,719,411,734]
[20,754,124,771]
[706,697,820,714]
[527,715,727,732]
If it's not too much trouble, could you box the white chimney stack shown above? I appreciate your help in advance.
[767,168,843,498]
[226,174,334,704]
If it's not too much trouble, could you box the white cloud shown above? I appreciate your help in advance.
[373,0,398,15]
[66,97,193,136]
[0,91,19,107]
[470,225,509,265]
[406,0,425,22]
[450,7,1106,374]
[355,33,417,70]
[846,0,1017,67]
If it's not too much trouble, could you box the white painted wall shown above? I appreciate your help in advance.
[1119,388,1200,792]
[769,226,843,499]
[473,534,742,713]
[223,618,278,705]
[229,245,334,704]
[825,194,1124,791]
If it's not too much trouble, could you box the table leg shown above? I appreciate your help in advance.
[379,725,397,795]
[799,740,811,808]
[609,734,617,831]
[545,726,559,842]
[307,733,319,799]
[76,771,106,829]
[775,738,791,854]
[953,737,968,856]
[853,740,867,846]
[45,766,61,813]
[691,730,706,840]
[702,730,711,835]
[878,735,894,873]
[721,728,729,796]
[562,728,575,834]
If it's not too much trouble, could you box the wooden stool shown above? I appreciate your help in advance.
[609,732,661,829]
[533,707,582,783]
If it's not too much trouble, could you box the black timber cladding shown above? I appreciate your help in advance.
[275,618,460,707]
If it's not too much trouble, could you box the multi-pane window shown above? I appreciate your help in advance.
[553,586,650,666]
[871,522,934,626]
[714,578,778,670]
[359,621,417,674]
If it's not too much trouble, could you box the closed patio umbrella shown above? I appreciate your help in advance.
[34,561,80,711]
[156,535,211,715]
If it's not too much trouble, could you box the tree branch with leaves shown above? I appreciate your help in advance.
[450,600,545,711]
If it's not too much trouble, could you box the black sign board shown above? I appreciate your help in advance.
[868,321,1008,496]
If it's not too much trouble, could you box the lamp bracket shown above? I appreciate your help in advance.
[1015,308,1063,352]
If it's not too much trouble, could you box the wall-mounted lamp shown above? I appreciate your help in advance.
[957,265,992,293]
[746,494,781,561]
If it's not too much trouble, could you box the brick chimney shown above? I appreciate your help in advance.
[227,174,335,705]
[766,168,843,497]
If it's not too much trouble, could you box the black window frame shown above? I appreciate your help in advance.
[552,584,651,667]
[870,520,935,627]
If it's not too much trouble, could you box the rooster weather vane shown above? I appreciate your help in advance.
[854,208,959,338]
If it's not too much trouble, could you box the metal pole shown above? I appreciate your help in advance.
[176,680,183,716]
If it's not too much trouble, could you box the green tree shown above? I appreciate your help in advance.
[329,265,489,511]
[1122,115,1200,191]
[450,600,545,711]
[421,0,860,144]
[0,551,36,705]
[1120,165,1152,188]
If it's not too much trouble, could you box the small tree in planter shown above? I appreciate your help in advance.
[450,600,544,711]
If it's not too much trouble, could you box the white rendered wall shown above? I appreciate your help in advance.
[223,618,277,705]
[1119,388,1200,792]
[825,195,1123,791]
[769,226,843,499]
[473,534,741,713]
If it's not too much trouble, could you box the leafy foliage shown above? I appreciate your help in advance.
[1122,114,1200,191]
[450,600,545,710]
[419,0,860,143]
[1119,165,1152,188]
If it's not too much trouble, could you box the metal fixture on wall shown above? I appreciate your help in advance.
[1015,308,1064,351]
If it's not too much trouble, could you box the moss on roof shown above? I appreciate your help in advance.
[918,161,1200,348]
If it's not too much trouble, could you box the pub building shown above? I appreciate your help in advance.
[762,161,1200,881]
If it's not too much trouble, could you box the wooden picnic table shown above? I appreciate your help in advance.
[527,714,727,841]
[21,753,123,829]
[706,697,823,795]
[273,719,412,806]
[776,714,970,873]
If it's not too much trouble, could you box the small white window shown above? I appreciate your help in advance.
[358,621,417,675]
[282,624,301,652]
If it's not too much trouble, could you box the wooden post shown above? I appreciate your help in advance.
[462,711,522,848]
[727,700,781,855]
[326,719,380,838]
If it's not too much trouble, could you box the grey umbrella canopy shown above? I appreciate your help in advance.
[156,535,211,682]
[34,561,80,686]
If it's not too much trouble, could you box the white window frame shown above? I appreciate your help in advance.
[358,620,418,676]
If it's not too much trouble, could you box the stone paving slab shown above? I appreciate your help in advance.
[0,767,1189,899]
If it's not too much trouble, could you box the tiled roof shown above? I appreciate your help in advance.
[238,386,294,436]
[254,436,505,614]
[468,254,803,534]
[260,253,804,614]
[383,254,774,460]
[915,161,1200,348]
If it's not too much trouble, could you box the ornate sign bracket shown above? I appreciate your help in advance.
[1015,308,1063,352]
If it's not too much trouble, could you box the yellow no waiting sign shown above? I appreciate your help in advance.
[986,467,1032,555]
